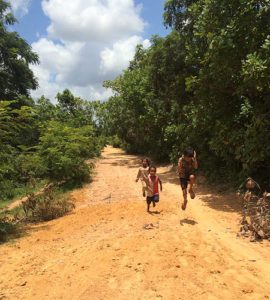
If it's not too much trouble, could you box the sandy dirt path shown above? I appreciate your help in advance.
[1,146,270,300]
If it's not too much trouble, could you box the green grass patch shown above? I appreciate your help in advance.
[0,179,49,211]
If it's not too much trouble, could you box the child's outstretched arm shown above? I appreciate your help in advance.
[178,158,182,174]
[136,168,141,182]
[159,178,162,191]
[145,177,153,193]
[193,151,198,169]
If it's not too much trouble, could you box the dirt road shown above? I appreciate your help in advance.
[1,146,270,300]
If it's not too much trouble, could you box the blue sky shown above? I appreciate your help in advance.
[9,0,171,102]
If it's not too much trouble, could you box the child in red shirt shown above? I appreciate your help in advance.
[146,166,162,212]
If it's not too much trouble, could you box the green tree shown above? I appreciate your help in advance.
[0,0,39,101]
[56,89,95,127]
[27,121,100,182]
[102,0,270,187]
[163,0,270,183]
[103,32,191,160]
[0,100,36,200]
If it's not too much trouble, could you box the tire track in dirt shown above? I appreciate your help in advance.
[1,146,270,300]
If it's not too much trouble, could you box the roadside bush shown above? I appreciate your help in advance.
[28,121,100,182]
[22,185,75,222]
[0,147,33,201]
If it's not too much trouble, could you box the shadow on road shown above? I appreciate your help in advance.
[180,218,198,226]
[148,210,162,215]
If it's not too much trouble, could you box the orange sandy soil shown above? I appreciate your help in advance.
[1,146,270,300]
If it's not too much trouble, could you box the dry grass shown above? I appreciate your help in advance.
[22,184,75,222]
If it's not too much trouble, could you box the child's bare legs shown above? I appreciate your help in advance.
[142,181,146,197]
[181,188,188,210]
[146,197,151,212]
[152,195,159,208]
[188,175,195,199]
[180,177,188,210]
[180,175,195,210]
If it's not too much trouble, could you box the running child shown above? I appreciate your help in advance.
[136,158,150,197]
[178,148,198,210]
[146,166,162,212]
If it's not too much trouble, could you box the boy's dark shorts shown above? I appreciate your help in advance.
[146,195,159,204]
[179,174,194,190]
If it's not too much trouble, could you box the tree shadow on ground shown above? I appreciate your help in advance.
[196,187,242,214]
[158,167,179,185]
[104,152,138,159]
[0,223,52,245]
[101,157,140,169]
[23,223,52,234]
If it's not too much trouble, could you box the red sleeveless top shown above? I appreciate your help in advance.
[148,175,159,195]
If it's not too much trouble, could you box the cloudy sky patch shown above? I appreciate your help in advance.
[9,0,170,102]
[9,0,31,17]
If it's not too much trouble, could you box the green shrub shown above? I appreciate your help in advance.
[26,121,100,182]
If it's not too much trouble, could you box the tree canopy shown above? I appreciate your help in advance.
[0,0,39,101]
[101,0,270,187]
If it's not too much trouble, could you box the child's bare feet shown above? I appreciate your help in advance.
[189,189,195,199]
[181,200,187,210]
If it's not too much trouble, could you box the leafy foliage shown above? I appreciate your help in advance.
[102,0,270,187]
[29,121,99,182]
[0,101,37,200]
[0,91,105,203]
[0,0,39,101]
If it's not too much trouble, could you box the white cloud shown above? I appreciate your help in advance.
[31,61,114,102]
[9,0,31,17]
[31,0,149,102]
[31,64,62,102]
[100,35,149,77]
[41,0,145,42]
[32,38,84,75]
